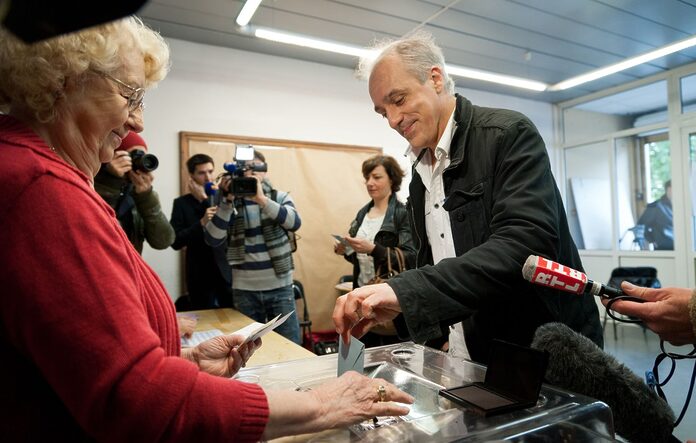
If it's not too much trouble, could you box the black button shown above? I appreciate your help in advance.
[440,233,445,238]
[434,203,439,209]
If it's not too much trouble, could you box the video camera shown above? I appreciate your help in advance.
[129,149,159,172]
[222,144,267,197]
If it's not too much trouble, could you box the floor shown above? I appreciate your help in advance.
[603,320,696,442]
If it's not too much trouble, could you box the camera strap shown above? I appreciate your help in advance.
[115,182,135,219]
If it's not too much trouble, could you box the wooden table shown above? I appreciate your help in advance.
[187,308,315,367]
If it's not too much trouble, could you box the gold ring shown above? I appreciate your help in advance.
[377,385,387,402]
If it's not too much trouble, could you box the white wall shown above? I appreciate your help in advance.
[141,38,554,300]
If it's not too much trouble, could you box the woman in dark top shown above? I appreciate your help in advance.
[334,154,415,347]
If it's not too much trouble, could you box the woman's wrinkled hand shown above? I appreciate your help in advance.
[177,315,197,339]
[310,371,414,429]
[192,335,262,377]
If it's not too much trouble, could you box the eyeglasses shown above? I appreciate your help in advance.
[95,71,145,112]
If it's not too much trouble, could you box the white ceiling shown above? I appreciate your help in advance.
[139,0,696,104]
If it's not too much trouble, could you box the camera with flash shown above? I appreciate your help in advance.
[222,145,267,197]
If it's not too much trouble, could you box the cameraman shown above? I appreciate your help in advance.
[95,132,174,254]
[204,150,302,344]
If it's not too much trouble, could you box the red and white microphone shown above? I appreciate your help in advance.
[522,255,623,299]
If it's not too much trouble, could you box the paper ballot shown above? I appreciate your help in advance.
[236,310,295,346]
[338,335,365,376]
[180,311,294,348]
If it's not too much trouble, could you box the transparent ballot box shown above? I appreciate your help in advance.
[234,342,615,442]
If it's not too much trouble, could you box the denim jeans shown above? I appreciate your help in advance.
[233,286,301,344]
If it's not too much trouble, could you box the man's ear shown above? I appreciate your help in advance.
[430,66,445,93]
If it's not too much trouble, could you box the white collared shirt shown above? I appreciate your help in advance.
[406,109,457,265]
[406,108,470,361]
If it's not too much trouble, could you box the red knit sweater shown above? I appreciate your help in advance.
[0,116,269,442]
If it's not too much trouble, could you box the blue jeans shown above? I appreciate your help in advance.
[233,286,301,344]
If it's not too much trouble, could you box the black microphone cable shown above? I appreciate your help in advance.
[652,342,696,428]
[605,295,647,323]
[605,297,696,430]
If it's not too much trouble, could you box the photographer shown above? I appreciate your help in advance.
[95,132,174,254]
[204,150,302,344]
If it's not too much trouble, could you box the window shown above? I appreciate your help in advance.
[564,142,612,250]
[681,73,696,114]
[563,81,668,145]
[616,131,672,251]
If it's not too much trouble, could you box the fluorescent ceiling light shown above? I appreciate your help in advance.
[446,65,547,91]
[236,0,263,27]
[248,24,696,93]
[253,27,546,91]
[550,34,696,91]
[254,27,376,59]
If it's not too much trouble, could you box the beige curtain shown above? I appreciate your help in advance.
[183,133,380,331]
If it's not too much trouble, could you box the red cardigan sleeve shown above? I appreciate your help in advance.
[0,152,269,442]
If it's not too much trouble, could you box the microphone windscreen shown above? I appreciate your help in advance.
[204,182,217,197]
[532,323,675,443]
[521,255,537,282]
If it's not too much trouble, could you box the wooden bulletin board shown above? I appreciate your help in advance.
[179,131,381,331]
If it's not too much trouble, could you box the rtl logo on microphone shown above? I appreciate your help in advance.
[531,256,587,294]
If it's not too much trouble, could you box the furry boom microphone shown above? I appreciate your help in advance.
[531,323,676,443]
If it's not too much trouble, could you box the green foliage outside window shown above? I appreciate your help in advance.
[646,140,671,201]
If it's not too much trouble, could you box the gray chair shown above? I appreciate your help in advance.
[292,279,313,350]
[602,267,659,339]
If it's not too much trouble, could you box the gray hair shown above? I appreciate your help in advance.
[357,31,454,94]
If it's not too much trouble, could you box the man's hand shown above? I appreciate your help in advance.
[106,150,132,177]
[129,170,154,194]
[603,282,695,345]
[247,175,268,208]
[188,177,207,202]
[344,236,375,254]
[190,335,263,377]
[200,206,218,226]
[332,283,402,344]
[219,176,235,203]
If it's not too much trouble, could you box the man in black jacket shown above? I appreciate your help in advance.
[170,154,231,310]
[333,32,602,363]
[636,180,673,250]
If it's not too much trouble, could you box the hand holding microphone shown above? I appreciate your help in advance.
[522,254,645,325]
[205,181,226,207]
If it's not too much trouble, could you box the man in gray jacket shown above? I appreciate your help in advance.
[333,32,602,364]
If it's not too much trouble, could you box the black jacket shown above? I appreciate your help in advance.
[344,193,416,288]
[170,194,231,307]
[388,95,603,363]
[637,195,673,250]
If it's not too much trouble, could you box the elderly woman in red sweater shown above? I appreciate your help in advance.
[0,16,412,442]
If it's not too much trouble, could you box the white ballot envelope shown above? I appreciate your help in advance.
[233,310,295,346]
[338,335,365,376]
